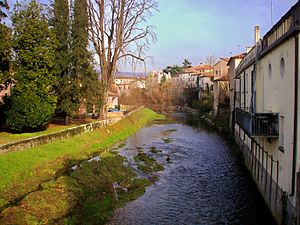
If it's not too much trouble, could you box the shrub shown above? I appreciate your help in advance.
[4,87,56,132]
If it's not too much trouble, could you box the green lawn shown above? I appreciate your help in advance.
[0,108,164,209]
[0,124,76,145]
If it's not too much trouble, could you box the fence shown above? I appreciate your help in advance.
[235,126,296,224]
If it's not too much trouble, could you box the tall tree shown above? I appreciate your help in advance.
[88,0,158,118]
[3,1,57,132]
[69,0,101,118]
[163,65,183,76]
[182,58,192,69]
[0,0,11,86]
[0,0,9,21]
[0,20,11,85]
[53,0,72,122]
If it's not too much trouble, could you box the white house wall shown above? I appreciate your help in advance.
[239,65,254,112]
[256,38,295,197]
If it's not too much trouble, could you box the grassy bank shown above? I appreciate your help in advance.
[0,108,164,212]
[0,151,153,225]
[0,124,76,145]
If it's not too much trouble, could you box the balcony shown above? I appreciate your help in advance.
[235,108,279,138]
[260,1,300,56]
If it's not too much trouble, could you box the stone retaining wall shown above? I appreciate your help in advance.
[0,107,142,154]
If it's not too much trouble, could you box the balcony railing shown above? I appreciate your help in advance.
[235,108,279,138]
[261,1,300,53]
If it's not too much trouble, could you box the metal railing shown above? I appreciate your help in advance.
[261,1,300,52]
[235,108,279,138]
[236,127,296,224]
[252,113,279,137]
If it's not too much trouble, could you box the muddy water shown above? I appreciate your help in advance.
[108,115,277,225]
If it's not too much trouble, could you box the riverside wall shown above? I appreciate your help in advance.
[0,107,142,153]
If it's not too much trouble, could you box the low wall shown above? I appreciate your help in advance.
[107,111,124,118]
[0,107,142,154]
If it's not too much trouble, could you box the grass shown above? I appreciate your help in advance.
[0,152,152,225]
[0,124,76,145]
[162,138,172,143]
[0,108,164,210]
[149,146,161,154]
[134,152,164,174]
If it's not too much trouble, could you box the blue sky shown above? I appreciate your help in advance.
[145,0,298,71]
[5,0,299,72]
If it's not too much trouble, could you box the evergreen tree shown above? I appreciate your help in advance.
[0,0,11,85]
[69,0,101,117]
[0,0,9,21]
[53,0,69,78]
[53,0,73,122]
[3,1,57,132]
[0,21,11,85]
[182,59,192,69]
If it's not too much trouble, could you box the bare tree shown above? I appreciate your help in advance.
[87,0,158,118]
[204,55,217,66]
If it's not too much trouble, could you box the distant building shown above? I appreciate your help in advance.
[213,58,229,116]
[113,76,146,94]
[173,64,214,91]
[227,53,246,130]
[0,84,11,104]
[107,91,119,108]
[150,70,171,84]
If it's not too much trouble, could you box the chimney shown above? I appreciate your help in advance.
[254,26,260,44]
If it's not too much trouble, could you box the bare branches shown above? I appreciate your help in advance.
[87,0,157,117]
[88,0,157,74]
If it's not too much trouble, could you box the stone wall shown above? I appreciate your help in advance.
[0,107,142,154]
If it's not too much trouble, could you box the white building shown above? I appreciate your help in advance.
[113,76,146,93]
[227,53,246,130]
[233,3,300,223]
[213,58,229,116]
[150,70,171,84]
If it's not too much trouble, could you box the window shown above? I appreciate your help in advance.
[268,64,272,81]
[280,57,285,78]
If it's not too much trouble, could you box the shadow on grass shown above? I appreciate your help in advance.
[0,152,152,225]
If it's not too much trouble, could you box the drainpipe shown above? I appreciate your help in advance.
[291,34,299,196]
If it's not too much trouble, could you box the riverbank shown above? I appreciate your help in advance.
[0,108,164,224]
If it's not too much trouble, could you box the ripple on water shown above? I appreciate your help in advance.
[108,122,277,225]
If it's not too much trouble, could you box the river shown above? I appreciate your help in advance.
[107,114,277,225]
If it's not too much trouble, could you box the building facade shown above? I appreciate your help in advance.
[233,3,300,224]
[113,76,146,94]
[227,53,246,131]
[213,58,229,116]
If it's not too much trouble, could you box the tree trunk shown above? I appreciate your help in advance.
[65,115,70,125]
[100,89,108,119]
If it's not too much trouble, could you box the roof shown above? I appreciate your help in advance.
[213,58,230,66]
[184,64,213,74]
[227,53,247,66]
[213,75,229,82]
[219,57,230,62]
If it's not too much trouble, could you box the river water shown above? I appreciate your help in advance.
[108,114,277,225]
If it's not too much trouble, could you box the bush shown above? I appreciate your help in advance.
[3,88,56,132]
[199,94,213,114]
